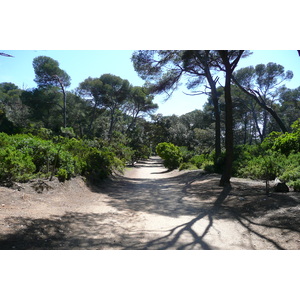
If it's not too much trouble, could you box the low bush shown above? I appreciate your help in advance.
[289,179,300,192]
[57,168,68,182]
[0,133,126,184]
[237,151,285,181]
[190,154,208,169]
[179,162,198,171]
[0,146,36,182]
[156,142,183,170]
[179,146,194,163]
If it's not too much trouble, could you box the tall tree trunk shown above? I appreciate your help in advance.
[200,51,221,160]
[205,66,221,160]
[218,50,244,187]
[219,61,234,186]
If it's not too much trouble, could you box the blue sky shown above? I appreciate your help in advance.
[1,50,299,116]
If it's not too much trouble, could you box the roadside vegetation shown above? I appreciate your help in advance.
[1,51,300,192]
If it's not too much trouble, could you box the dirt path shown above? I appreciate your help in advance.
[1,156,300,249]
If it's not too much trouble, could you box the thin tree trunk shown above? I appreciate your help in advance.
[88,102,98,134]
[202,51,221,160]
[205,68,221,159]
[218,50,244,187]
[54,75,67,128]
[219,64,234,186]
[62,87,67,128]
[262,110,268,139]
[232,76,288,135]
[108,105,116,141]
[250,102,263,142]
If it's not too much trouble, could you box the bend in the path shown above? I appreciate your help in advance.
[99,156,219,218]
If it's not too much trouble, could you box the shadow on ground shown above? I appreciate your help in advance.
[0,211,147,250]
[1,166,300,250]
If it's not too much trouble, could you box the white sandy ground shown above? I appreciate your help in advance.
[0,156,300,249]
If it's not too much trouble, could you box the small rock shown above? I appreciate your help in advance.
[274,177,282,184]
[1,204,5,207]
[12,183,23,191]
[273,182,289,193]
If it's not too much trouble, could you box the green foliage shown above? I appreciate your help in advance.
[156,142,183,170]
[232,127,300,192]
[272,132,300,156]
[261,119,300,156]
[290,180,300,192]
[190,154,209,169]
[57,168,68,182]
[188,152,225,174]
[0,144,36,182]
[179,162,198,171]
[237,151,285,181]
[0,133,127,185]
[203,160,215,173]
[178,146,194,163]
[60,127,76,138]
[33,56,71,88]
[278,152,300,189]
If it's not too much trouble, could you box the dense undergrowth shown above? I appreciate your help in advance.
[2,119,300,192]
[0,131,150,185]
[156,120,300,191]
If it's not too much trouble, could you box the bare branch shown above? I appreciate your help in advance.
[0,52,13,57]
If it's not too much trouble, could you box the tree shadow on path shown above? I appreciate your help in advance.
[143,186,232,250]
[96,169,300,250]
[1,158,300,249]
[0,211,148,250]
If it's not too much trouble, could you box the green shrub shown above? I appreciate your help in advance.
[0,133,126,184]
[203,160,215,173]
[278,152,300,189]
[156,142,183,170]
[0,147,36,182]
[84,148,124,181]
[179,162,198,171]
[57,168,68,182]
[289,179,300,192]
[190,154,208,168]
[179,146,194,163]
[262,120,300,156]
[237,151,285,181]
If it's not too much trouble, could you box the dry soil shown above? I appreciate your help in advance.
[1,156,300,250]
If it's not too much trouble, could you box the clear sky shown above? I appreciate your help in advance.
[1,50,299,116]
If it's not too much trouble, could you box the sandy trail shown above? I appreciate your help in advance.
[0,156,300,249]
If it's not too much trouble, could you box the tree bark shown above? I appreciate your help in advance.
[218,50,244,187]
[219,59,234,186]
[204,63,221,159]
[196,50,221,160]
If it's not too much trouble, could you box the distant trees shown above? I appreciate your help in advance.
[1,51,300,188]
[0,83,29,131]
[233,62,293,139]
[132,50,223,159]
[132,50,249,185]
[78,73,157,140]
[33,56,71,128]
